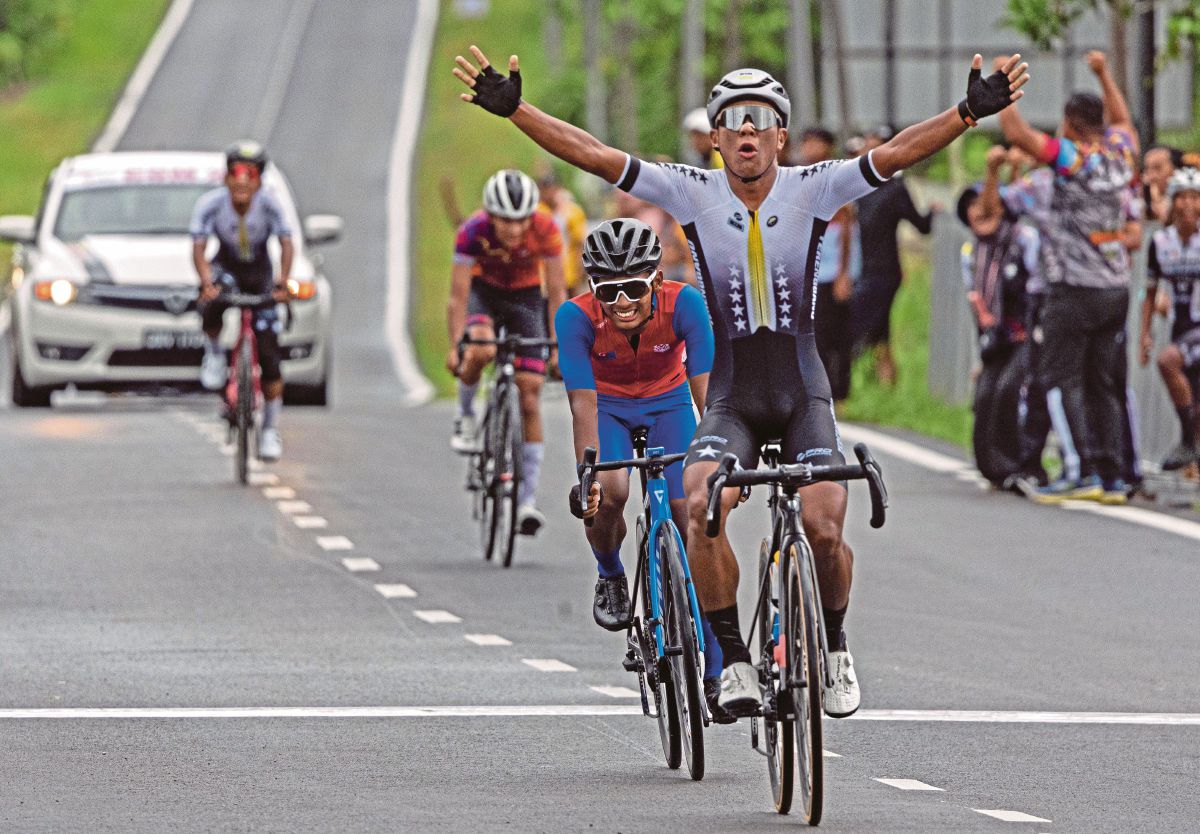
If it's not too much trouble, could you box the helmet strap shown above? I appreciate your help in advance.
[725,156,777,185]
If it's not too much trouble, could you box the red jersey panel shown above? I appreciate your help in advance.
[454,209,563,291]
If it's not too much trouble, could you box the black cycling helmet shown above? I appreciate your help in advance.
[225,140,268,173]
[581,218,662,281]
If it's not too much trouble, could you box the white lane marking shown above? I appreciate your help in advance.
[974,810,1052,823]
[276,500,313,514]
[522,659,577,673]
[589,686,640,698]
[375,583,418,599]
[316,535,354,551]
[384,0,438,404]
[839,423,966,474]
[1062,501,1200,543]
[250,0,316,141]
[851,710,1200,725]
[92,0,196,152]
[464,634,511,646]
[341,557,381,572]
[0,705,644,719]
[413,610,462,624]
[293,515,328,529]
[218,445,234,457]
[248,458,263,471]
[248,472,280,486]
[262,486,296,499]
[875,778,944,792]
[823,750,842,758]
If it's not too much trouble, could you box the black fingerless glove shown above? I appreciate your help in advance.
[958,65,1014,126]
[471,64,522,118]
[569,483,603,519]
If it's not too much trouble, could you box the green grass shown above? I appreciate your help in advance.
[0,0,170,275]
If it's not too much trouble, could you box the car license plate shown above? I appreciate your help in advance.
[143,330,206,350]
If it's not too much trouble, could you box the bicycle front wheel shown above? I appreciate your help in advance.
[783,541,824,825]
[757,540,793,813]
[235,339,253,485]
[659,523,705,781]
[498,386,523,568]
[477,404,498,561]
[643,529,680,770]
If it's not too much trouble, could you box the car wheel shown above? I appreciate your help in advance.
[11,343,53,408]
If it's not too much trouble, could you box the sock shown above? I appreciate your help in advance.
[518,442,544,507]
[706,604,751,667]
[700,614,724,681]
[457,380,479,417]
[1177,405,1196,446]
[262,397,282,430]
[592,546,624,578]
[823,604,848,651]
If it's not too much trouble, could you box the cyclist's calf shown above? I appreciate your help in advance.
[586,469,631,553]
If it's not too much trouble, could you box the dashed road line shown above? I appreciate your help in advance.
[315,535,354,551]
[589,685,639,698]
[875,778,944,791]
[973,810,1051,823]
[248,472,280,486]
[341,557,381,572]
[375,583,418,599]
[464,634,511,646]
[522,659,577,673]
[823,750,842,758]
[277,500,313,514]
[413,610,462,624]
[851,709,1200,725]
[293,515,328,529]
[0,705,644,719]
[262,486,296,499]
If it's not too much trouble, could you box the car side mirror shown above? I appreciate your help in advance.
[0,215,36,245]
[303,214,343,246]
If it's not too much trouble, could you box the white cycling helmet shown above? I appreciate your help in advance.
[682,107,711,134]
[706,68,791,129]
[482,169,539,220]
[1166,167,1200,201]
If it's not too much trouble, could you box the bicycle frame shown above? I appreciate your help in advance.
[225,307,263,416]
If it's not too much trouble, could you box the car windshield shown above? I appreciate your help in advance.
[54,184,214,240]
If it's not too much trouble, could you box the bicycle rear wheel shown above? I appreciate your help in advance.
[659,523,705,781]
[783,541,824,826]
[642,531,681,769]
[757,540,793,813]
[498,386,523,568]
[234,339,253,485]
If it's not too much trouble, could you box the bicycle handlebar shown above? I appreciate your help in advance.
[704,442,889,538]
[459,334,558,350]
[219,291,279,307]
[576,446,689,529]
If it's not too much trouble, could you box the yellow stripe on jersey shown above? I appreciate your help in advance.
[747,211,770,329]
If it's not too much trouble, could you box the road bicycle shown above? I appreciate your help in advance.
[578,428,708,780]
[218,291,279,485]
[704,442,887,824]
[460,332,557,567]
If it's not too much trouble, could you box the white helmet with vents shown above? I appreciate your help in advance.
[706,68,791,129]
[482,169,539,220]
[1166,167,1200,201]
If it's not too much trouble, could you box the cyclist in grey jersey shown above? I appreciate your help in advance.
[453,45,1029,717]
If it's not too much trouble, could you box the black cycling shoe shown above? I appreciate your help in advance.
[593,575,632,632]
[704,677,737,725]
[1162,442,1199,471]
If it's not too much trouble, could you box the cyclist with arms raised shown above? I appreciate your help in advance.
[192,141,293,462]
[454,46,1029,716]
[559,218,732,720]
[449,169,567,535]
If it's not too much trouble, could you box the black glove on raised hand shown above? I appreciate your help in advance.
[471,63,522,118]
[959,66,1014,126]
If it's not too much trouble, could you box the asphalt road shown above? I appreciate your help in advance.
[2,2,1200,832]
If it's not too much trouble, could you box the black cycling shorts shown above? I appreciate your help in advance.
[466,282,549,374]
[201,271,283,384]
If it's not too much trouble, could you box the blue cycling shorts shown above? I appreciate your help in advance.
[597,383,697,499]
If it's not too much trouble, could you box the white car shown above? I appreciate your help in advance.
[0,151,341,407]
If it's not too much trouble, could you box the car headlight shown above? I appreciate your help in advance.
[34,279,78,306]
[286,278,317,301]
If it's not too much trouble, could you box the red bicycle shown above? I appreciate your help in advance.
[219,291,277,484]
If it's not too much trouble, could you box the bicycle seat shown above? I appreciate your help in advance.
[761,438,783,465]
[631,427,650,454]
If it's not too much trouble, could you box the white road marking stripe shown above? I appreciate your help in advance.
[384,0,437,404]
[589,686,640,698]
[248,458,263,471]
[1062,501,1200,543]
[92,0,196,152]
[839,424,967,474]
[293,516,328,529]
[851,709,1200,725]
[249,0,316,142]
[375,584,418,599]
[218,445,234,457]
[875,778,944,791]
[316,535,354,551]
[248,472,280,486]
[276,500,313,514]
[0,706,644,719]
[262,486,296,499]
[522,659,577,673]
[464,634,511,646]
[974,810,1052,823]
[341,557,381,572]
[823,750,842,758]
[413,610,462,624]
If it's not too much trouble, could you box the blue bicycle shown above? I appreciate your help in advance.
[579,428,708,780]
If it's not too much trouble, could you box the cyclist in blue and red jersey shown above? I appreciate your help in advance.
[558,218,730,719]
[448,169,567,535]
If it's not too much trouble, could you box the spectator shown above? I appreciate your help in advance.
[792,126,836,166]
[815,204,860,405]
[1139,168,1200,471]
[959,147,1049,488]
[997,49,1139,504]
[1142,145,1183,223]
[613,185,695,286]
[537,170,589,296]
[852,125,938,386]
[682,107,723,170]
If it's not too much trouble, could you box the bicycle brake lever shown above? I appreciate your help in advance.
[853,443,888,529]
[704,454,737,538]
[581,447,597,528]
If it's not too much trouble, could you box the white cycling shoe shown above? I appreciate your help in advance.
[824,650,861,718]
[717,661,762,717]
[517,504,545,536]
[200,350,226,391]
[259,428,283,462]
[450,415,477,453]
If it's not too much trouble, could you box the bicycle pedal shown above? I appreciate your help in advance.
[622,651,642,673]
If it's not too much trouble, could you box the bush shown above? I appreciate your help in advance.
[0,0,66,88]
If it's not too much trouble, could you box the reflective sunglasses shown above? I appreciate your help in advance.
[591,274,655,304]
[228,162,261,181]
[716,104,781,131]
